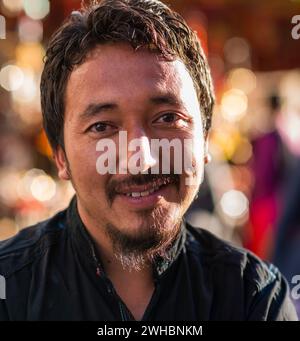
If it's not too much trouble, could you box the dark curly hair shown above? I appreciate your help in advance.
[41,0,214,150]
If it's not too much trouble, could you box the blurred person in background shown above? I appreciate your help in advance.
[273,157,300,317]
[246,93,286,259]
[272,70,300,318]
[0,0,297,321]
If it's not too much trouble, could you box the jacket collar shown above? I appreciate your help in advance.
[66,196,186,278]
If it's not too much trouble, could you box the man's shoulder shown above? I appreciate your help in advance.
[185,223,279,292]
[185,223,298,320]
[0,209,67,278]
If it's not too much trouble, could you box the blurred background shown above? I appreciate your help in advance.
[0,0,300,313]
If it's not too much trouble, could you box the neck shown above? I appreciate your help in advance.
[76,198,154,279]
[92,228,154,282]
[76,201,155,320]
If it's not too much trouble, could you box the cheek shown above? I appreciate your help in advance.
[181,134,205,181]
[72,149,95,172]
[66,139,107,190]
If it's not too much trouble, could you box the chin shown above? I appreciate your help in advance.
[119,207,179,234]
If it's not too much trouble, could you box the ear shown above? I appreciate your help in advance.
[204,137,211,165]
[53,146,71,180]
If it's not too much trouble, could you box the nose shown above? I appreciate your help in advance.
[118,129,157,174]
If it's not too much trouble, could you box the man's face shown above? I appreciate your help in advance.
[56,43,207,265]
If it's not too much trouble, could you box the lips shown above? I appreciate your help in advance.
[115,176,173,198]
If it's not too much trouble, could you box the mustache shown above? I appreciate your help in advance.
[106,173,180,204]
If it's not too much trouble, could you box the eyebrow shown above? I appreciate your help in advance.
[149,94,184,107]
[79,93,185,120]
[79,103,118,120]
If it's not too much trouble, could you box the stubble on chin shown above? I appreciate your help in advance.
[104,205,182,271]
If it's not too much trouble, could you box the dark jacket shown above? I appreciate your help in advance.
[0,197,297,321]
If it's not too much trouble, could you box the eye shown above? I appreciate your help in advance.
[153,112,190,128]
[88,122,117,134]
[155,113,178,123]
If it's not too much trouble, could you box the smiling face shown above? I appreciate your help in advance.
[55,43,207,268]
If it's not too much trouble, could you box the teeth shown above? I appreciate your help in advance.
[124,185,162,197]
[131,192,141,198]
[120,177,174,198]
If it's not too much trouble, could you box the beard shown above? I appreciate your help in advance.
[104,204,182,272]
[66,152,190,271]
[103,172,184,271]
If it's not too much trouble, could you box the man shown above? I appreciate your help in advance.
[0,0,297,321]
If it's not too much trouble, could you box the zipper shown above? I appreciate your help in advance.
[87,236,132,320]
[118,300,128,321]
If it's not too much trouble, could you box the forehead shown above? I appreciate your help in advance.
[65,43,198,107]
